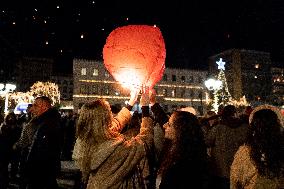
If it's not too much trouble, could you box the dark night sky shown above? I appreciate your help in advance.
[1,0,284,74]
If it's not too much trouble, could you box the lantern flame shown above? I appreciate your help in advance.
[117,68,142,89]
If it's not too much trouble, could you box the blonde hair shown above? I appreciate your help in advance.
[76,99,114,144]
[74,99,116,182]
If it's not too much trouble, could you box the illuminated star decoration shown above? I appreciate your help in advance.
[216,58,226,70]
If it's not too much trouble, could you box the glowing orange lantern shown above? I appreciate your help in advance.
[103,25,166,89]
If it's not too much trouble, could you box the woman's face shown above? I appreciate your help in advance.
[163,116,176,140]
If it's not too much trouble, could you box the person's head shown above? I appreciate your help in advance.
[248,105,283,177]
[163,111,203,144]
[76,99,114,143]
[205,110,216,118]
[160,111,207,174]
[221,105,237,119]
[4,112,17,125]
[31,96,52,117]
[179,106,197,115]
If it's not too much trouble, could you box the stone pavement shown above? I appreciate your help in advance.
[57,161,82,189]
[8,161,82,189]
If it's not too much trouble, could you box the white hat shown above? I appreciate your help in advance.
[249,104,283,127]
[180,106,197,115]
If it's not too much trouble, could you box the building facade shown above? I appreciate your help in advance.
[16,57,53,92]
[208,49,272,104]
[73,59,208,115]
[271,67,284,105]
[50,74,73,100]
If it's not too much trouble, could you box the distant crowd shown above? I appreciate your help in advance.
[0,88,283,189]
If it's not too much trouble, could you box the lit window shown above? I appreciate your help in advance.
[105,72,110,77]
[254,75,258,79]
[81,68,86,75]
[162,89,167,97]
[171,89,176,97]
[255,64,260,69]
[93,69,99,76]
[105,88,109,95]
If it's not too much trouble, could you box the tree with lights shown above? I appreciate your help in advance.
[30,81,60,105]
[213,58,232,109]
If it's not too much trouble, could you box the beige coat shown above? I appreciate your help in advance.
[230,145,284,189]
[73,107,154,189]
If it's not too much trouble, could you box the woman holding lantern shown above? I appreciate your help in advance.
[72,88,154,189]
[149,90,210,189]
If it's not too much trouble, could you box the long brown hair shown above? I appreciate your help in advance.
[158,111,207,175]
[74,99,115,182]
[248,109,284,178]
[76,99,114,144]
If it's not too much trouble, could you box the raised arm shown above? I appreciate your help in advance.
[110,88,139,133]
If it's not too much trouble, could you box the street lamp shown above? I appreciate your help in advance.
[204,78,222,91]
[204,78,222,112]
[0,83,16,114]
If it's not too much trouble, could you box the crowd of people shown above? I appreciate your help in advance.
[0,97,77,189]
[0,87,283,189]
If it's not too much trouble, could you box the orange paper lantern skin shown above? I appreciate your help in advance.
[103,25,166,89]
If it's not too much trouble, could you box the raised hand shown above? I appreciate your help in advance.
[128,87,140,106]
[140,86,150,106]
[149,88,157,106]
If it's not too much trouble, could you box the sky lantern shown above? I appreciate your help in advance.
[103,25,166,90]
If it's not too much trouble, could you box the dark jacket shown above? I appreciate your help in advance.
[22,108,63,188]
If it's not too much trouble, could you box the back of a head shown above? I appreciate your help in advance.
[179,106,197,115]
[5,112,17,125]
[76,99,113,143]
[250,109,282,138]
[222,105,236,119]
[172,111,207,162]
[172,111,204,143]
[248,106,284,177]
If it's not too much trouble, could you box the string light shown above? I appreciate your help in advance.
[79,79,204,89]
